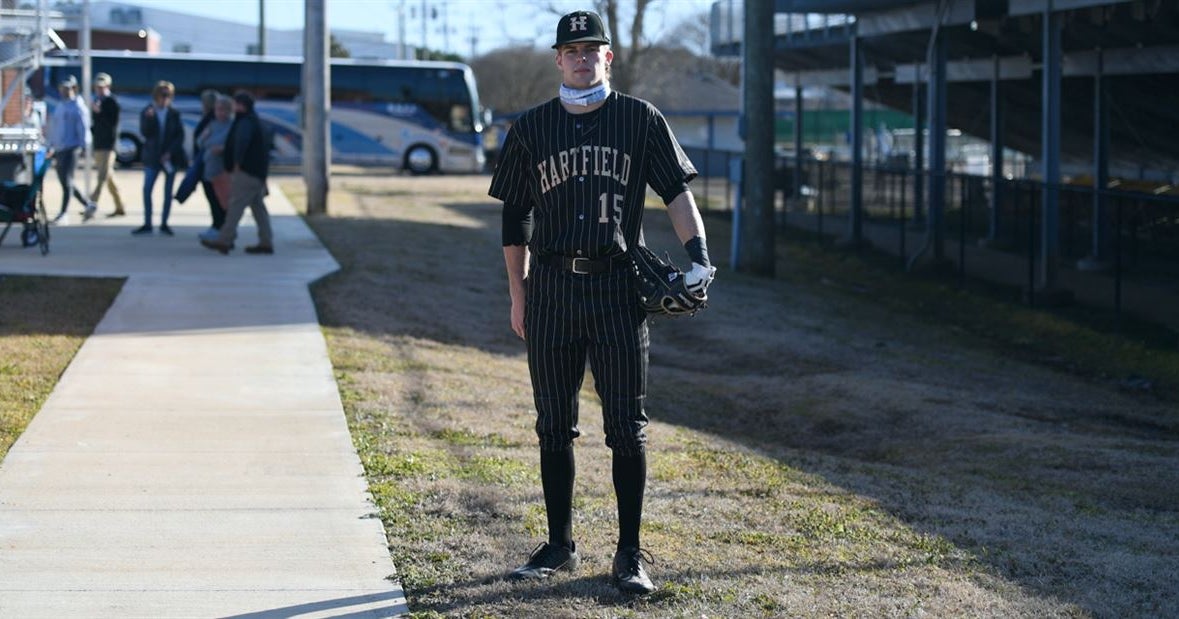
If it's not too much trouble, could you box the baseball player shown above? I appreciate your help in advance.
[489,10,715,595]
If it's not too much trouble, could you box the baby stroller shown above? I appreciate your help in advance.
[0,153,52,255]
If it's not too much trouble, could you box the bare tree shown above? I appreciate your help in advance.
[329,34,350,58]
[469,46,559,115]
[652,11,741,87]
[657,7,712,57]
[596,0,654,93]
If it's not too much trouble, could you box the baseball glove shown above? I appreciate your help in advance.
[630,245,709,317]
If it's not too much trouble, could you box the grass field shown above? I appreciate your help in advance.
[290,173,1178,618]
[0,276,123,460]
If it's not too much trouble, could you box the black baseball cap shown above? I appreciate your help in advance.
[552,10,611,49]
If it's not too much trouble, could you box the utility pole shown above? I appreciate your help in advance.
[303,0,329,215]
[398,0,407,60]
[258,0,266,55]
[738,0,775,275]
[81,0,92,196]
[442,2,449,56]
[421,0,428,57]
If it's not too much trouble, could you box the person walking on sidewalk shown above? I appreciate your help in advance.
[46,79,97,225]
[89,72,126,218]
[192,89,225,240]
[489,10,715,596]
[197,95,234,233]
[134,80,187,236]
[200,91,273,255]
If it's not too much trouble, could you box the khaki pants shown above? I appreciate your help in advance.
[217,170,272,247]
[90,149,125,213]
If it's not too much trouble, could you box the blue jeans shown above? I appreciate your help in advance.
[142,166,176,228]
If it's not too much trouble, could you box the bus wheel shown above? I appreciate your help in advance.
[404,145,437,175]
[115,133,142,167]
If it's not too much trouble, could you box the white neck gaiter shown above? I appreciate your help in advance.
[559,82,611,107]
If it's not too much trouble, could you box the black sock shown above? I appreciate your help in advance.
[540,446,575,549]
[612,448,647,550]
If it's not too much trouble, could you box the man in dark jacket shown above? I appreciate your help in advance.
[200,90,273,255]
[89,72,125,217]
[134,80,187,235]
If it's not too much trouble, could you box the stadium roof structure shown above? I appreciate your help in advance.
[712,0,1179,179]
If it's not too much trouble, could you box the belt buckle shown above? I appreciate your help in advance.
[570,257,592,274]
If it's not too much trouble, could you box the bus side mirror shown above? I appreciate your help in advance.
[481,107,493,129]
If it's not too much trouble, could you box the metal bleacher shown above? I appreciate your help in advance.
[711,0,1179,180]
[709,0,1179,332]
[1,6,64,183]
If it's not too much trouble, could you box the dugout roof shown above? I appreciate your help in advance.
[712,0,1179,178]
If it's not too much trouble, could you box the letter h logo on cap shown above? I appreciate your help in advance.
[553,10,611,48]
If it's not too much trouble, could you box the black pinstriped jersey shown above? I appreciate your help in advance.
[489,91,697,258]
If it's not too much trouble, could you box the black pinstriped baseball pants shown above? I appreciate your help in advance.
[525,260,650,456]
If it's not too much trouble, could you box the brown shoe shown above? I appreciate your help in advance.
[200,238,233,255]
[106,210,125,218]
[244,244,274,255]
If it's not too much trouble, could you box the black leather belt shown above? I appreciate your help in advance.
[536,253,628,275]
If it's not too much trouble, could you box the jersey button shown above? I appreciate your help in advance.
[578,214,584,220]
[578,177,584,182]
[576,250,583,256]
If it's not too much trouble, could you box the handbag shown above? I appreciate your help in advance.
[174,157,205,204]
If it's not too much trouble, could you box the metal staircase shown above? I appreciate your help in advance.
[1,3,67,181]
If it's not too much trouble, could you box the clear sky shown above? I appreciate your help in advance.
[120,0,717,58]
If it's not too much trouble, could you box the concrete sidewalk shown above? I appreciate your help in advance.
[0,169,408,617]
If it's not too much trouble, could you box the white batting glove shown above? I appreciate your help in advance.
[684,262,716,298]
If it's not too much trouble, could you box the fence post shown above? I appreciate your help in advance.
[1114,193,1122,332]
[900,169,907,268]
[1027,181,1036,307]
[725,152,732,211]
[703,148,711,210]
[817,161,825,242]
[959,174,967,288]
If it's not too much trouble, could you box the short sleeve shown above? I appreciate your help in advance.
[489,124,535,246]
[644,105,697,204]
[488,124,531,204]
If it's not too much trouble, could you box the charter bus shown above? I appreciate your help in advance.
[36,50,487,174]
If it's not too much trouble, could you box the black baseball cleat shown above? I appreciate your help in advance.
[507,542,579,581]
[612,546,656,595]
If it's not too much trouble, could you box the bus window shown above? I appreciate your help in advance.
[450,105,472,133]
[331,66,374,103]
[199,60,259,96]
[255,63,300,101]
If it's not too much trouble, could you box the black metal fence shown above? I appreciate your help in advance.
[694,149,1179,332]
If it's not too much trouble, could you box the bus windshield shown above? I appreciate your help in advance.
[39,51,486,174]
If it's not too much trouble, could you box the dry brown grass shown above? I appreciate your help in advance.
[0,275,123,459]
[284,173,1179,618]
